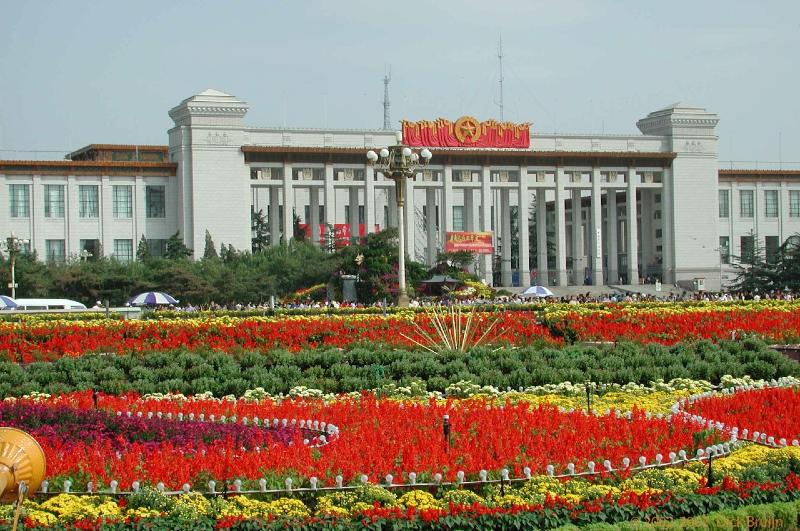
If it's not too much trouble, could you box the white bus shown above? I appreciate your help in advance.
[13,298,88,311]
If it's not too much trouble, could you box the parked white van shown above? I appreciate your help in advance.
[13,298,88,311]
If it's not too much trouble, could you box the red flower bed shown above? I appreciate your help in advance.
[0,312,553,362]
[682,386,800,443]
[6,391,717,490]
[4,304,800,362]
[551,306,800,345]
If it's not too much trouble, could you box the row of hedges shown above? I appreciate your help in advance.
[1,339,796,397]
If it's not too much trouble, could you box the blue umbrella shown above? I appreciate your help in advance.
[127,292,179,306]
[0,295,17,310]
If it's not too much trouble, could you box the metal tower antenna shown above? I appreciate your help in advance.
[383,67,392,130]
[496,35,505,120]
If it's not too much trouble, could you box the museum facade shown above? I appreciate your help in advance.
[2,89,799,291]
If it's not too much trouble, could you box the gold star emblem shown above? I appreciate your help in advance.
[454,116,482,144]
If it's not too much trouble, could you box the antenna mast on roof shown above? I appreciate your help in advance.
[383,67,392,130]
[495,34,504,121]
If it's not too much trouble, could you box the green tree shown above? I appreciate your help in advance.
[202,230,218,260]
[164,231,192,260]
[251,209,269,253]
[435,250,476,272]
[293,212,307,243]
[136,235,151,262]
[335,228,428,303]
[731,230,773,293]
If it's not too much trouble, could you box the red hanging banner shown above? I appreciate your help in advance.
[402,116,530,148]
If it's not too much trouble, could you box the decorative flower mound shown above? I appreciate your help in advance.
[4,391,720,491]
[683,386,800,444]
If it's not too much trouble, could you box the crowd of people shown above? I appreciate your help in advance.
[132,288,798,313]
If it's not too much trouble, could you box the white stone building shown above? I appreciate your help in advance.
[2,88,799,291]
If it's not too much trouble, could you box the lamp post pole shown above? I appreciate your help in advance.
[367,140,431,307]
[395,177,408,306]
[6,233,29,299]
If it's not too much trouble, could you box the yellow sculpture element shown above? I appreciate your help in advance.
[0,428,46,502]
[453,116,482,144]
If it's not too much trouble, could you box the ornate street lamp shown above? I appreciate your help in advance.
[367,139,432,307]
[5,233,30,299]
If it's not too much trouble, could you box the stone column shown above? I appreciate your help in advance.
[500,187,513,286]
[607,181,618,284]
[66,175,78,255]
[101,175,113,256]
[626,168,639,284]
[780,181,788,243]
[555,168,569,286]
[464,187,475,231]
[426,187,437,265]
[518,166,531,288]
[661,168,674,283]
[442,164,454,242]
[591,168,604,286]
[480,167,493,284]
[348,186,359,243]
[282,163,294,244]
[536,184,549,286]
[405,175,416,260]
[309,187,320,245]
[639,188,653,279]
[571,185,583,284]
[269,186,280,247]
[387,184,398,228]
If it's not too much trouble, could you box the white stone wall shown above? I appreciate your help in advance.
[1,172,175,261]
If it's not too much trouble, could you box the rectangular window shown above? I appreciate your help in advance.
[147,239,167,258]
[453,206,465,231]
[113,185,133,218]
[739,190,754,218]
[764,190,779,218]
[45,239,66,264]
[720,236,730,264]
[146,185,166,218]
[113,239,133,263]
[718,189,729,218]
[764,236,781,264]
[655,229,663,239]
[740,235,755,264]
[9,184,31,218]
[791,191,800,217]
[79,239,100,259]
[653,210,662,220]
[765,236,780,263]
[44,184,65,218]
[78,185,99,218]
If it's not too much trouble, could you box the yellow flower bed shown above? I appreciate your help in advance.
[687,444,800,479]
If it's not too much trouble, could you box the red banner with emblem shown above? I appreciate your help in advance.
[402,116,530,148]
[445,231,494,254]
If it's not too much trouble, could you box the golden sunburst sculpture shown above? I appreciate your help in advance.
[401,305,507,353]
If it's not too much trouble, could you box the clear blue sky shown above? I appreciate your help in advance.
[1,0,798,163]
